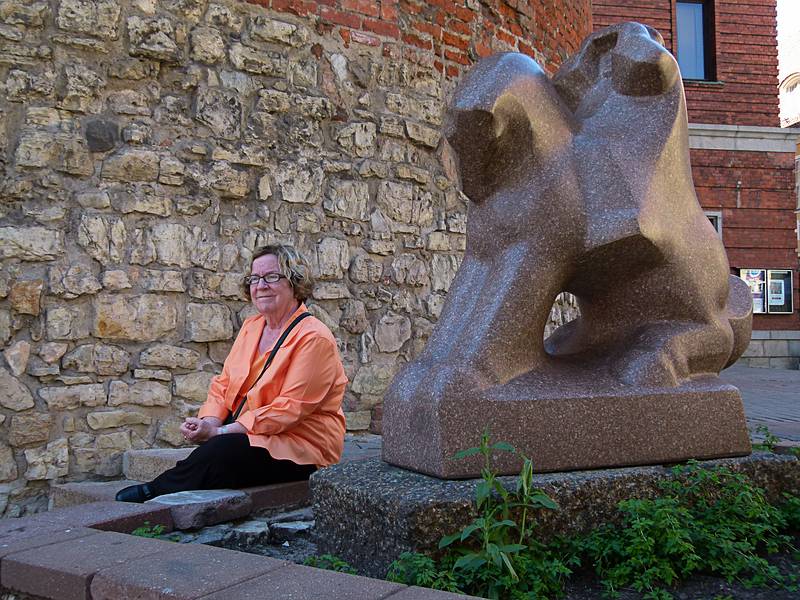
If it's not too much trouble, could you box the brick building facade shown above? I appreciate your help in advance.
[595,0,800,368]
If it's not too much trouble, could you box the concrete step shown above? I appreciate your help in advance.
[123,447,194,481]
[121,434,382,483]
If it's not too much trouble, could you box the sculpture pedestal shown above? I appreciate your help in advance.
[311,454,799,579]
[382,374,751,479]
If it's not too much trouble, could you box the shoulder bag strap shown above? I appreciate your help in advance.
[227,311,312,424]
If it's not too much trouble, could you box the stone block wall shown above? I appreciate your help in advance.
[739,331,800,370]
[0,0,590,515]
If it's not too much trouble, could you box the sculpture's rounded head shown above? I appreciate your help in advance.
[443,53,547,156]
[611,23,679,97]
[444,52,575,203]
[553,22,679,114]
[447,52,547,117]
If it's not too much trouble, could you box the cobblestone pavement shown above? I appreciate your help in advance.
[721,364,800,441]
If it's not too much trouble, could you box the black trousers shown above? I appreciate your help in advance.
[149,433,316,497]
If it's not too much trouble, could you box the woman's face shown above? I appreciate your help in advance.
[249,254,298,319]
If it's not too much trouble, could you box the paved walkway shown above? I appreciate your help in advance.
[721,364,800,442]
[341,432,383,462]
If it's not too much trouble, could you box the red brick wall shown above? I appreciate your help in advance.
[594,0,780,127]
[594,0,674,48]
[691,148,799,329]
[244,0,593,79]
[597,1,796,330]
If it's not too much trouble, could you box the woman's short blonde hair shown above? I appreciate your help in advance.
[243,244,315,302]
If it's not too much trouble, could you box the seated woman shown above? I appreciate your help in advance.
[116,244,347,502]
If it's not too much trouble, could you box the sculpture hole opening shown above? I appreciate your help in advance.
[544,292,579,340]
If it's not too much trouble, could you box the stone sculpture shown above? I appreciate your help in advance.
[382,22,754,479]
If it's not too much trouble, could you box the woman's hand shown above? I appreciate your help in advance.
[180,417,220,443]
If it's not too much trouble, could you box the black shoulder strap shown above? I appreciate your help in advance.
[227,311,312,424]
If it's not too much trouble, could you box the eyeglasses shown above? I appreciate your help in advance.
[244,273,287,286]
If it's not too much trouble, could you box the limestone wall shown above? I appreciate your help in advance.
[0,0,589,516]
[739,331,800,370]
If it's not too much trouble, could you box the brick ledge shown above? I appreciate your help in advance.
[0,500,475,599]
[689,123,799,153]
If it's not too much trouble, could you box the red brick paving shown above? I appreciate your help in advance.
[200,564,405,599]
[2,531,170,600]
[89,542,288,600]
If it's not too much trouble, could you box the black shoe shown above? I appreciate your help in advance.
[115,483,155,503]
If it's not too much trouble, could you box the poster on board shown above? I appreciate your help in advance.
[768,279,785,306]
[739,269,766,314]
[766,270,793,314]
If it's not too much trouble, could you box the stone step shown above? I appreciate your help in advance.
[120,433,382,483]
[50,478,310,529]
[52,483,255,531]
[123,447,194,482]
[147,490,253,530]
[49,434,379,522]
[50,479,141,509]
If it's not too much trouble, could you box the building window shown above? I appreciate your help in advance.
[676,1,715,80]
[779,72,800,127]
[705,210,722,237]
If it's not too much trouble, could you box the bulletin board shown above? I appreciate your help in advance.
[766,269,794,314]
[738,269,766,314]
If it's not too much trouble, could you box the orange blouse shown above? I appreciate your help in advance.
[197,304,347,467]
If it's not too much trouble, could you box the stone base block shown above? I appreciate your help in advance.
[383,377,751,478]
[311,453,800,578]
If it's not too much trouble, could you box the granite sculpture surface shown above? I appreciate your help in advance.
[382,22,754,479]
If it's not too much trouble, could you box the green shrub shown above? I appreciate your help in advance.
[130,521,168,538]
[303,554,358,574]
[752,424,781,452]
[386,552,460,592]
[386,435,800,600]
[779,494,800,531]
[580,461,798,598]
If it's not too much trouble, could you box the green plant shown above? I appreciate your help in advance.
[752,424,781,451]
[388,432,575,599]
[303,554,358,575]
[580,496,700,599]
[580,461,798,599]
[778,493,800,531]
[386,552,460,592]
[130,521,167,538]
